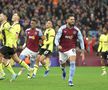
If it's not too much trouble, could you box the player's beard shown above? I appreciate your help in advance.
[68,23,75,28]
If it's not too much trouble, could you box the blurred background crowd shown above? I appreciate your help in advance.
[0,0,108,55]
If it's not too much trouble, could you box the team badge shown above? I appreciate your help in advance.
[73,31,76,35]
[28,32,30,34]
[35,32,37,35]
[64,30,67,33]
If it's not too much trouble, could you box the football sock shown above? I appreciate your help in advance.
[0,63,4,73]
[68,61,76,82]
[34,65,39,75]
[60,65,66,73]
[101,66,106,72]
[43,63,49,71]
[5,63,16,75]
[19,61,30,71]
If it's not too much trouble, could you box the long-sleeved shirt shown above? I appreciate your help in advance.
[55,24,84,52]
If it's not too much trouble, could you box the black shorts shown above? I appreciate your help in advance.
[38,48,52,56]
[0,46,16,59]
[101,51,108,60]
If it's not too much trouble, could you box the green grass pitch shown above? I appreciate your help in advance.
[0,67,108,90]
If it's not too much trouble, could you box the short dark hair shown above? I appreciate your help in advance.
[66,14,75,19]
[31,18,38,23]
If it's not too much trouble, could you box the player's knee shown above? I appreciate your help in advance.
[39,56,44,62]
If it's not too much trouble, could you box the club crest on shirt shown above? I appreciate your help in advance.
[64,30,67,33]
[73,31,77,35]
[28,32,30,34]
[35,32,37,35]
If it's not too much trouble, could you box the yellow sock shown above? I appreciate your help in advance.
[0,63,4,72]
[19,61,30,71]
[5,63,16,75]
[43,64,49,71]
[45,58,50,67]
[34,65,39,75]
[43,58,50,70]
[101,66,106,72]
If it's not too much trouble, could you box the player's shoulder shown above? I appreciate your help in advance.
[99,34,106,39]
[100,34,105,37]
[5,22,10,25]
[50,28,55,32]
[26,28,31,31]
[15,23,20,27]
[50,28,55,34]
[59,24,67,30]
[74,26,80,31]
[13,23,21,29]
[3,21,10,27]
[36,28,42,32]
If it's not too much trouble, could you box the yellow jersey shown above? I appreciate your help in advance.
[98,34,108,52]
[0,21,10,43]
[42,28,55,52]
[5,23,21,48]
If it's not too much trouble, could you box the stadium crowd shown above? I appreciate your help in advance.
[0,0,108,53]
[0,0,108,30]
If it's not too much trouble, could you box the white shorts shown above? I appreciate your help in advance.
[59,48,76,64]
[20,47,38,61]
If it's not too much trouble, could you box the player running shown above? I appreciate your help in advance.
[34,20,55,77]
[18,18,43,78]
[55,14,85,86]
[0,13,33,81]
[97,22,108,76]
